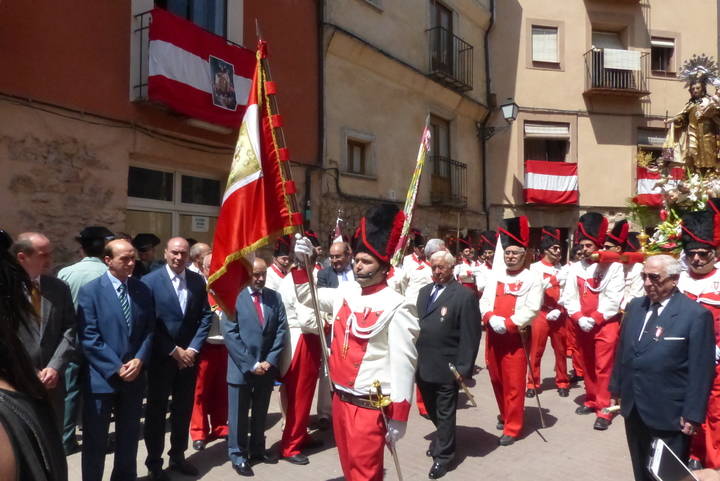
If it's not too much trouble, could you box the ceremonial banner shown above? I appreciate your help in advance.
[208,41,303,315]
[390,116,431,267]
[635,166,685,207]
[524,160,579,205]
[148,8,255,127]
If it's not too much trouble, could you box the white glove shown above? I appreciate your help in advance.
[546,309,561,321]
[489,316,507,334]
[578,316,596,332]
[385,419,406,445]
[293,234,313,263]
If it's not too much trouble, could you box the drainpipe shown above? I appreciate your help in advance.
[480,0,495,230]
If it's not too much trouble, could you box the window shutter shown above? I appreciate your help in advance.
[532,27,559,63]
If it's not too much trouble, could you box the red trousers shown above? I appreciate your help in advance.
[332,394,385,481]
[486,330,526,437]
[416,385,428,416]
[566,317,585,377]
[690,364,720,468]
[280,334,321,457]
[528,314,569,390]
[190,343,229,441]
[576,320,619,420]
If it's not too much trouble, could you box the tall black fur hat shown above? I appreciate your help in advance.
[540,226,562,252]
[499,216,530,249]
[576,212,608,248]
[274,235,292,257]
[606,220,629,247]
[681,210,720,251]
[355,204,405,265]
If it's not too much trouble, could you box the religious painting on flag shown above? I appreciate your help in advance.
[524,160,579,205]
[148,8,254,127]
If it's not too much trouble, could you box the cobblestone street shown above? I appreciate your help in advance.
[67,343,632,480]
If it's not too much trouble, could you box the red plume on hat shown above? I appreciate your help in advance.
[479,230,497,250]
[539,226,562,251]
[576,212,608,248]
[355,204,405,264]
[499,216,530,248]
[274,235,292,256]
[606,220,629,247]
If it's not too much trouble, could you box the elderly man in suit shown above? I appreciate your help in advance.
[77,239,155,481]
[316,241,353,288]
[416,250,481,479]
[610,255,716,481]
[142,237,212,480]
[12,232,76,428]
[222,257,288,477]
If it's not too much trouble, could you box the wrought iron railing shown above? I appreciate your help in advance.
[584,48,649,95]
[430,156,467,206]
[427,26,473,92]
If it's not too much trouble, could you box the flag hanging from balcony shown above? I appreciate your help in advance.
[148,8,255,127]
[634,166,685,207]
[524,160,579,205]
[207,41,303,315]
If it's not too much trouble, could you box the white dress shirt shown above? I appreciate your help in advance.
[638,296,671,341]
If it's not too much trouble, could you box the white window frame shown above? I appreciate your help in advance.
[531,26,559,64]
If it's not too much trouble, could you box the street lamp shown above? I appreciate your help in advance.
[500,98,519,124]
[477,97,519,140]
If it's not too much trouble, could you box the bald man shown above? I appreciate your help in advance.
[142,237,213,480]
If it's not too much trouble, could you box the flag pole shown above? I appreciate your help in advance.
[255,20,332,378]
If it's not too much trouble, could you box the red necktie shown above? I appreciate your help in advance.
[252,291,265,327]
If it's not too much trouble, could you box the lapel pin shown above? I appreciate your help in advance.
[653,326,664,342]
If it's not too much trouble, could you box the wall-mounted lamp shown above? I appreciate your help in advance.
[476,98,519,140]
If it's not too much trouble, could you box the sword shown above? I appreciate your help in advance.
[371,380,404,481]
[520,328,546,429]
[448,363,477,407]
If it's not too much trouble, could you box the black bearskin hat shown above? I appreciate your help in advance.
[132,233,160,252]
[499,216,530,249]
[355,204,405,265]
[681,210,720,251]
[576,212,608,248]
[305,230,320,247]
[409,229,425,248]
[625,232,640,252]
[606,220,629,247]
[274,235,292,257]
[540,226,562,252]
[479,231,498,251]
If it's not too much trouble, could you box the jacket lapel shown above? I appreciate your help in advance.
[635,292,681,354]
[39,276,50,338]
[426,282,455,316]
[160,270,184,317]
[260,290,272,333]
[102,275,129,335]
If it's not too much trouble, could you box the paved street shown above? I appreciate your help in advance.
[67,342,632,480]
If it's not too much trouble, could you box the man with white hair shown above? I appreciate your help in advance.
[187,243,211,276]
[610,255,715,481]
[390,238,447,310]
[416,250,481,478]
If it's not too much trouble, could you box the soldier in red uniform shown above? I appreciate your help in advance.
[678,208,720,470]
[293,204,419,481]
[480,216,543,446]
[564,212,625,431]
[265,235,292,291]
[526,227,569,399]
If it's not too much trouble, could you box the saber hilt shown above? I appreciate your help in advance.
[448,363,477,407]
[371,380,404,481]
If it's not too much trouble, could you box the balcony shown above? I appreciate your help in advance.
[427,27,473,93]
[584,48,650,97]
[430,156,467,207]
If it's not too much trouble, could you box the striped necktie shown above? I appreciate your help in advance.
[118,283,131,328]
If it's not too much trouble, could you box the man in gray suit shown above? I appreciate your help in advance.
[222,257,288,477]
[12,232,76,428]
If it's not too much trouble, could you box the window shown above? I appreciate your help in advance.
[181,175,221,206]
[128,167,174,201]
[591,31,624,50]
[531,26,559,64]
[346,140,368,175]
[524,122,570,162]
[430,0,453,32]
[156,0,227,37]
[651,37,675,74]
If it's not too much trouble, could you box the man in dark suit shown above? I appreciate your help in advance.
[316,241,353,288]
[142,237,212,480]
[416,250,482,479]
[222,257,288,477]
[12,232,76,428]
[77,239,155,481]
[610,254,716,481]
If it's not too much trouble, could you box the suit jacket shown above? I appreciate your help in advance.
[221,287,288,385]
[416,280,482,384]
[16,275,76,373]
[77,273,155,394]
[141,267,212,359]
[609,291,716,430]
[316,266,340,288]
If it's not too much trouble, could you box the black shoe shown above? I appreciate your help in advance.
[526,388,536,398]
[64,442,81,456]
[498,434,516,446]
[105,433,116,454]
[570,373,584,383]
[312,417,331,431]
[233,461,254,477]
[576,405,594,415]
[301,438,324,450]
[688,458,704,470]
[284,454,310,465]
[429,462,448,479]
[593,418,610,431]
[250,451,278,465]
[496,414,504,431]
[169,459,199,476]
[147,469,171,481]
[193,440,206,451]
[558,388,570,397]
[420,413,430,420]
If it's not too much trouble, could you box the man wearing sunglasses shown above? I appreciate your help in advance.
[678,209,720,470]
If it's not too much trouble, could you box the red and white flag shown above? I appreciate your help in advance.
[634,166,684,207]
[148,8,255,127]
[207,41,303,315]
[524,160,578,205]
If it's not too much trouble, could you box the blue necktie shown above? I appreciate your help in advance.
[427,284,442,310]
[118,283,131,328]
